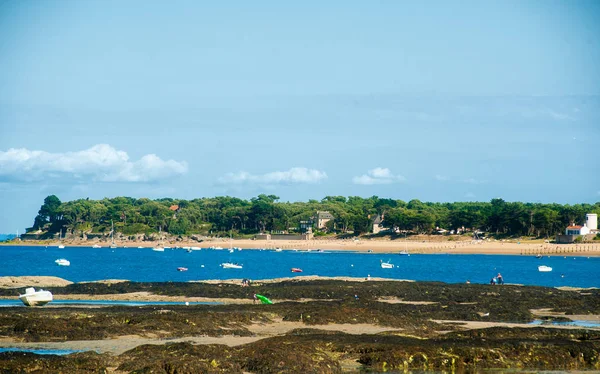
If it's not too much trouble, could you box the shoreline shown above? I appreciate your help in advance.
[4,238,600,257]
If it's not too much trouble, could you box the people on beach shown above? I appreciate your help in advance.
[490,277,496,285]
[466,279,471,284]
[496,273,504,285]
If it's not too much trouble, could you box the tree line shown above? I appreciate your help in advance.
[28,194,600,239]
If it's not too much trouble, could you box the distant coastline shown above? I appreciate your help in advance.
[4,237,600,257]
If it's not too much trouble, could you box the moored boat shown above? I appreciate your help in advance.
[291,268,303,273]
[152,247,165,252]
[538,265,552,272]
[221,262,243,269]
[177,267,188,272]
[380,260,394,269]
[19,287,53,306]
[55,258,70,266]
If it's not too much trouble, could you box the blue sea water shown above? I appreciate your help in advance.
[0,299,221,307]
[0,347,84,355]
[0,245,598,288]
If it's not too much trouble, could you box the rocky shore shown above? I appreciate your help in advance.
[1,278,599,373]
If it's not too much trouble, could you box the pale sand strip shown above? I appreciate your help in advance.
[8,239,600,256]
[0,321,402,355]
[433,319,600,332]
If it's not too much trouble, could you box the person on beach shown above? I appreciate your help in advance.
[253,293,257,304]
[496,273,504,285]
[490,277,496,285]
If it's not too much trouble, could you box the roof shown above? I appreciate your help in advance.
[372,215,383,225]
[316,211,334,219]
[566,225,583,229]
[169,205,179,211]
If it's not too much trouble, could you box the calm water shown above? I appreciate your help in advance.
[0,245,598,288]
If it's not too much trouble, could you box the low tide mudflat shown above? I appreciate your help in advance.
[1,278,599,373]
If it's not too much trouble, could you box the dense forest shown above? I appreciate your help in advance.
[26,194,600,240]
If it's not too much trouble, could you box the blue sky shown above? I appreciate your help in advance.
[0,0,599,233]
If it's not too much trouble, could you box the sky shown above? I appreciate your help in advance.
[0,0,599,233]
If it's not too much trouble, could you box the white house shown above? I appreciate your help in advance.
[565,225,590,236]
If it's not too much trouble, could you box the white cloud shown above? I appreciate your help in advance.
[435,174,450,181]
[218,167,327,185]
[0,144,188,183]
[353,167,406,185]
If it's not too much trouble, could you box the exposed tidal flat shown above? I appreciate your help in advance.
[1,277,600,373]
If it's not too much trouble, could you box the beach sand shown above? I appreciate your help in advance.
[9,237,600,256]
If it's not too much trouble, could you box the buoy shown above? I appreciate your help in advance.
[185,301,189,306]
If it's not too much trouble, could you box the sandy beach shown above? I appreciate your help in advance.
[8,237,600,256]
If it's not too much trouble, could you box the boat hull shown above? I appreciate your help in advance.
[19,289,53,307]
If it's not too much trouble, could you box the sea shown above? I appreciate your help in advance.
[0,245,598,288]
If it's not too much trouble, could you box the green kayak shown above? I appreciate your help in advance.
[255,294,273,304]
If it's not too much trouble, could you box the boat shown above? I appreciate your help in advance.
[152,247,165,252]
[380,260,394,269]
[399,250,410,256]
[19,287,53,306]
[536,254,543,259]
[55,258,70,266]
[109,220,117,249]
[92,244,101,249]
[221,262,243,269]
[177,267,188,272]
[190,246,201,250]
[57,229,65,248]
[255,294,273,304]
[538,265,552,272]
[275,248,283,252]
[291,268,303,273]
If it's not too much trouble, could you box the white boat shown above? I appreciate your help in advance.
[92,244,101,249]
[19,287,53,306]
[399,250,410,256]
[109,220,117,248]
[380,260,394,269]
[57,229,65,248]
[538,265,552,272]
[275,248,283,252]
[221,262,243,269]
[152,247,165,252]
[191,246,201,250]
[55,258,70,266]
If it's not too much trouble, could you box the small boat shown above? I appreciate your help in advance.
[152,247,165,252]
[275,248,283,252]
[228,248,234,253]
[399,250,410,256]
[191,246,201,250]
[291,268,303,273]
[535,254,543,259]
[538,265,552,272]
[137,246,143,249]
[221,262,243,269]
[19,287,53,306]
[380,260,394,269]
[58,245,65,249]
[92,244,101,249]
[177,267,188,272]
[55,258,70,266]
